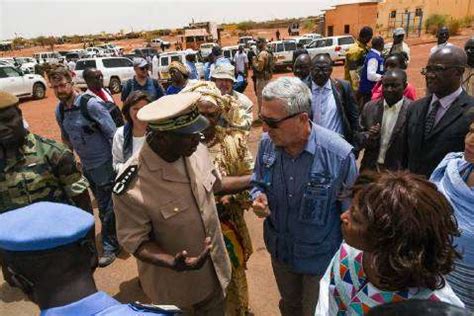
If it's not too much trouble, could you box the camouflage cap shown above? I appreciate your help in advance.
[0,91,19,110]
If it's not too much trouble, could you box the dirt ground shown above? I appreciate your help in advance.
[0,33,472,315]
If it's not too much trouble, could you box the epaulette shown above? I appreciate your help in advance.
[129,301,181,314]
[113,165,138,195]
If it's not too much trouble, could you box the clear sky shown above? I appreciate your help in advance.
[0,0,342,40]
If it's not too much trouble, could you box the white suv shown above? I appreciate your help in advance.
[268,40,297,70]
[306,35,355,64]
[0,65,47,99]
[73,57,135,94]
[157,51,204,82]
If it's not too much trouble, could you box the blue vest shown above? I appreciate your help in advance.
[359,50,384,94]
[259,125,354,274]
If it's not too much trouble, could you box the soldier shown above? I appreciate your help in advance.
[113,93,234,314]
[0,90,91,214]
[0,202,178,315]
[252,37,273,116]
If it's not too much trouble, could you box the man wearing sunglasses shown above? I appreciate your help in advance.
[113,93,236,314]
[121,58,165,102]
[406,45,474,177]
[250,77,358,316]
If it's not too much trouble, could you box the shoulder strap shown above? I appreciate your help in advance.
[58,102,65,123]
[79,94,96,124]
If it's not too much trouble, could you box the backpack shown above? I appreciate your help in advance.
[59,94,125,130]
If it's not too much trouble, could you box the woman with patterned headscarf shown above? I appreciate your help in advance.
[181,81,254,316]
[166,61,196,95]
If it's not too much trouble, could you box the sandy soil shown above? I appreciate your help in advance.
[0,32,472,315]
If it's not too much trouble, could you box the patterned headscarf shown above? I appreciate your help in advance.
[180,81,246,129]
[169,61,189,76]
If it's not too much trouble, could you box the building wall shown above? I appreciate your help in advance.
[376,0,473,34]
[324,3,379,37]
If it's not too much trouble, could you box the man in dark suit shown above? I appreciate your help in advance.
[308,54,360,149]
[406,45,474,177]
[359,69,412,171]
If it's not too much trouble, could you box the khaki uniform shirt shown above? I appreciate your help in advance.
[252,50,272,79]
[113,142,231,307]
[344,40,369,91]
[0,133,89,213]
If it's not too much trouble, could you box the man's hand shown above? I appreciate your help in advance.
[368,123,381,140]
[172,237,212,272]
[251,193,271,218]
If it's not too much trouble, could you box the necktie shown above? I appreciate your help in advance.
[424,100,441,138]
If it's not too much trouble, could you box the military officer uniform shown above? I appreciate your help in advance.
[0,202,177,315]
[0,91,89,214]
[113,93,231,314]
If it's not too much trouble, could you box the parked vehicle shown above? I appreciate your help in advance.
[0,65,47,99]
[14,57,37,74]
[0,57,15,65]
[33,52,63,64]
[73,57,134,94]
[306,35,355,64]
[156,50,204,83]
[85,47,105,58]
[199,42,218,59]
[150,38,171,49]
[238,36,254,48]
[268,39,297,71]
[222,45,240,62]
[302,33,322,40]
[292,37,314,48]
[133,48,159,59]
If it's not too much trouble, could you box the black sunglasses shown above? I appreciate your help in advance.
[259,112,302,129]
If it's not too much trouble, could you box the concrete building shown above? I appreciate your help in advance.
[324,0,473,37]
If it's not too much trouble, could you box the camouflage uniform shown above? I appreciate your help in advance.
[252,49,273,112]
[0,132,89,213]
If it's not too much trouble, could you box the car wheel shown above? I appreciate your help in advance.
[32,83,46,99]
[109,77,121,94]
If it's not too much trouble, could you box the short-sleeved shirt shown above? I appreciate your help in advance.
[0,133,89,213]
[40,291,169,315]
[113,143,231,307]
[233,52,249,74]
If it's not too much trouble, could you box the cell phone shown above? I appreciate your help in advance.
[130,302,182,314]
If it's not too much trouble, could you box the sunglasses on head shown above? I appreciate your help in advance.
[259,112,302,129]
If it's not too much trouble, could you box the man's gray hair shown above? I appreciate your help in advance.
[262,77,312,115]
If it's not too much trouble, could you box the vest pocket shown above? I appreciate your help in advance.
[160,199,189,220]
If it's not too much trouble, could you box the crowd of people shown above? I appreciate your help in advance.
[0,23,473,316]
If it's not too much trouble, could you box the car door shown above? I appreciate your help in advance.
[158,56,170,79]
[0,66,28,96]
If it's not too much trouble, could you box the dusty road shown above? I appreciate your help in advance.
[0,34,471,315]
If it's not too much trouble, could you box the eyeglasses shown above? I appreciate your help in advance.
[420,64,464,75]
[311,66,332,73]
[259,112,302,129]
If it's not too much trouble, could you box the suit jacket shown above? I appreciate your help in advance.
[359,97,412,171]
[306,78,360,149]
[406,91,474,177]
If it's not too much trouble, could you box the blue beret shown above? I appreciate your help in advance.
[0,202,94,252]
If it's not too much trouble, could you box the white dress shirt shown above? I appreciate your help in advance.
[112,126,146,172]
[233,52,249,74]
[377,98,403,164]
[430,42,453,55]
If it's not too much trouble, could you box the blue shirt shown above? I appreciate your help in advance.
[251,123,358,274]
[121,77,165,102]
[311,80,344,135]
[55,94,116,171]
[166,85,182,95]
[185,60,199,80]
[40,291,168,315]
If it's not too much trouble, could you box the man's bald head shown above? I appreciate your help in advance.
[293,53,312,80]
[425,45,466,97]
[385,68,407,83]
[382,69,407,106]
[436,26,449,45]
[465,37,474,67]
[311,54,333,87]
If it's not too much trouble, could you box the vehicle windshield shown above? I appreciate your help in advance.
[201,44,214,49]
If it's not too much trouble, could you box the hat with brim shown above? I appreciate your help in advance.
[211,64,236,82]
[0,91,19,110]
[137,93,209,134]
[133,58,148,68]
